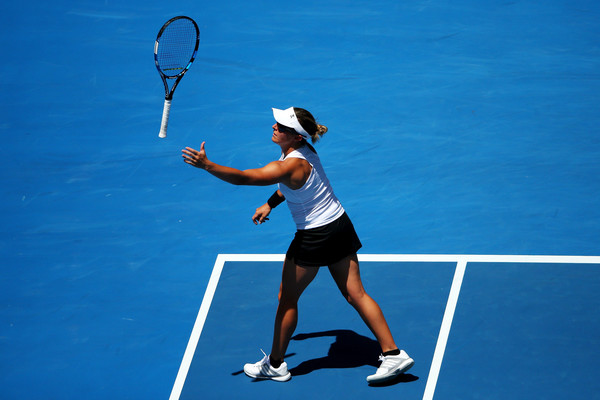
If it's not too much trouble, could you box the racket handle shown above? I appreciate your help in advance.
[158,99,172,138]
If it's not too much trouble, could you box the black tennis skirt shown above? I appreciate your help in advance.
[286,212,362,267]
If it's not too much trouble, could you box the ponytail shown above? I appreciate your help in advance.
[294,108,328,144]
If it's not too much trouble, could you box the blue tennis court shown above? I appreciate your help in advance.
[171,255,600,400]
[1,0,599,399]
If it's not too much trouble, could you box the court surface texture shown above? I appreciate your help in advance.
[1,1,599,399]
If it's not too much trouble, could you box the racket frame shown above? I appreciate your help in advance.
[154,16,200,138]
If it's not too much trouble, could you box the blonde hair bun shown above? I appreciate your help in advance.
[293,107,327,144]
[317,124,328,137]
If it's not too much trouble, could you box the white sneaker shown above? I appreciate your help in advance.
[366,350,414,383]
[243,350,291,382]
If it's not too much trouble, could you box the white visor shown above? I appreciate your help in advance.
[272,107,309,139]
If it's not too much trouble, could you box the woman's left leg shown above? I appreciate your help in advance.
[244,258,318,381]
[270,257,319,364]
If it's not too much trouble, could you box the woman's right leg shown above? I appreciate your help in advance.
[327,254,397,353]
[328,254,414,383]
[270,257,319,364]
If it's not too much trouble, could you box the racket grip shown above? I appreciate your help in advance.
[158,99,172,138]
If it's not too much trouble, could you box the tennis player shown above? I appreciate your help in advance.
[181,107,413,383]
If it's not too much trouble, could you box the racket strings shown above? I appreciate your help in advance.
[156,19,198,77]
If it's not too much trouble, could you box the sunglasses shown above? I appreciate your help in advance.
[276,123,297,135]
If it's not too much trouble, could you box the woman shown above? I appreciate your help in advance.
[181,107,413,383]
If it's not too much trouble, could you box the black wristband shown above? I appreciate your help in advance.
[267,191,285,208]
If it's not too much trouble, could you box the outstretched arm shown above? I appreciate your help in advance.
[182,142,308,188]
[182,142,295,186]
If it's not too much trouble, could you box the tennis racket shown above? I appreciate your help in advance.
[154,16,200,138]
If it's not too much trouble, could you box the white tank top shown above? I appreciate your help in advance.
[278,145,345,230]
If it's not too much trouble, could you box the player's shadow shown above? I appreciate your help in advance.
[289,329,418,386]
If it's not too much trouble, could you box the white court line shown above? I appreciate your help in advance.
[169,254,228,400]
[422,259,467,400]
[169,254,600,400]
